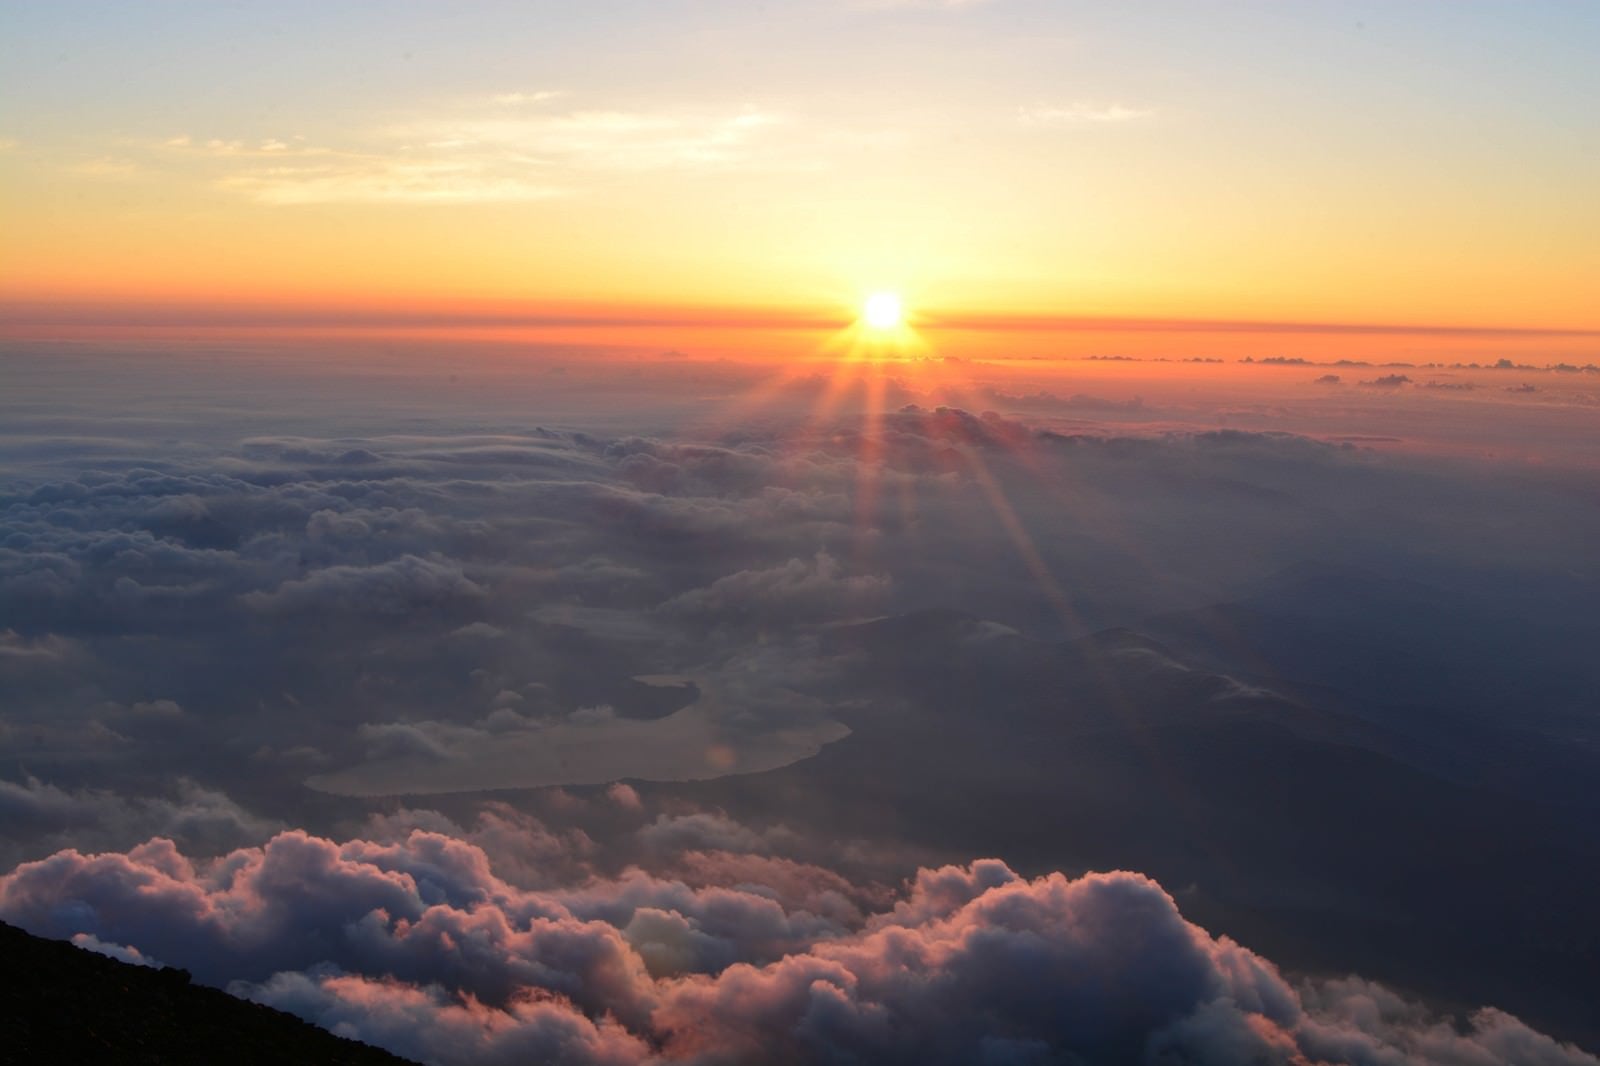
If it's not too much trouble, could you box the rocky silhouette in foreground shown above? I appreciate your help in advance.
[0,920,418,1066]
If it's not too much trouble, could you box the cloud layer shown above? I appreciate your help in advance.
[3,828,1593,1066]
[3,347,1598,1056]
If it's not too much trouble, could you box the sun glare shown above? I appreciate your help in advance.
[863,292,904,330]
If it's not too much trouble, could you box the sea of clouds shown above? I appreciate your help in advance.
[1,341,1596,1063]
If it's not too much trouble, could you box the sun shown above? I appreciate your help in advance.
[822,288,927,364]
[862,291,903,330]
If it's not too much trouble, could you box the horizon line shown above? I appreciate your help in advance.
[1,300,1597,339]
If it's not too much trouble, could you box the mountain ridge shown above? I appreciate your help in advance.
[0,920,419,1066]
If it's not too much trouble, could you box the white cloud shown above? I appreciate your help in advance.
[68,157,145,179]
[221,162,563,205]
[392,105,783,172]
[490,90,564,106]
[167,98,785,205]
[1017,102,1154,126]
[858,0,997,9]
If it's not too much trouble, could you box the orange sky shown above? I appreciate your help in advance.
[2,3,1597,358]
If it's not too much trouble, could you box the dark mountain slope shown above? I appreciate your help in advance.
[0,920,419,1066]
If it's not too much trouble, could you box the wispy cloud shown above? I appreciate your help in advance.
[489,90,565,106]
[857,0,997,9]
[1017,102,1153,127]
[67,157,146,179]
[164,135,313,156]
[157,97,787,205]
[390,106,783,171]
[219,162,563,206]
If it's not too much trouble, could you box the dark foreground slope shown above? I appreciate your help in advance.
[0,921,419,1066]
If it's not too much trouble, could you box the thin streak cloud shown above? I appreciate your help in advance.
[1017,102,1154,126]
[159,99,788,205]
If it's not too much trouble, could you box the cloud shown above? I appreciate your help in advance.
[489,91,564,107]
[303,668,851,796]
[180,98,787,205]
[0,629,79,665]
[241,554,485,614]
[606,783,643,812]
[244,971,649,1066]
[68,157,146,179]
[4,352,1599,1053]
[362,805,596,892]
[1017,102,1154,126]
[127,698,183,717]
[71,931,163,967]
[978,388,1146,413]
[660,551,890,626]
[635,811,791,857]
[0,774,280,868]
[660,850,892,926]
[2,832,1592,1066]
[223,164,563,206]
[858,0,996,9]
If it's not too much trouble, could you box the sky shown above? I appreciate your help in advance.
[3,5,1600,1066]
[3,0,1599,353]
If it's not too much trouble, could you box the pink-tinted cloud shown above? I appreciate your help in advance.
[606,783,643,812]
[2,830,1593,1065]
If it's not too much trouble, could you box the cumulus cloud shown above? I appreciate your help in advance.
[606,783,643,811]
[0,774,280,868]
[71,931,162,967]
[1,832,1592,1066]
[242,554,485,614]
[245,971,648,1066]
[658,850,892,927]
[362,804,596,892]
[661,551,889,626]
[635,811,794,857]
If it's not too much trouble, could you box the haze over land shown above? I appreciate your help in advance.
[2,3,1598,1064]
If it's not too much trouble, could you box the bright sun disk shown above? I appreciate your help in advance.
[863,292,903,330]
